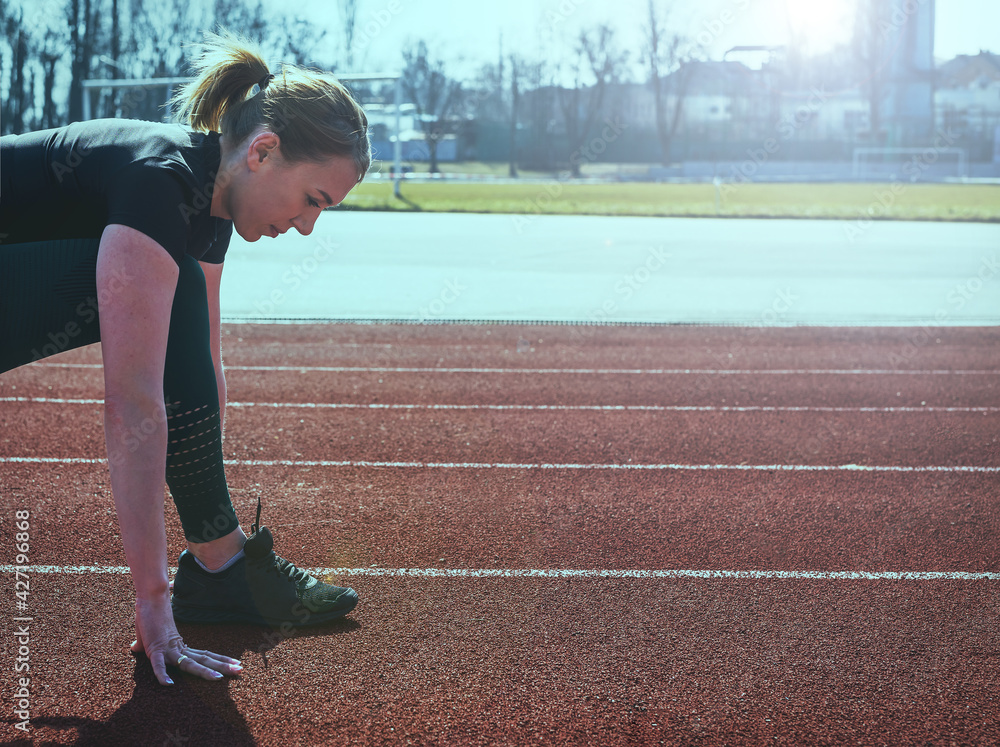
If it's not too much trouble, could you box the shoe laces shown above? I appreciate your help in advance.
[271,554,313,588]
[251,494,263,536]
[251,495,313,589]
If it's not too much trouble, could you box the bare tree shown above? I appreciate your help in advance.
[283,16,329,66]
[0,1,12,130]
[400,41,462,173]
[67,0,97,122]
[40,27,65,127]
[1,0,386,133]
[107,0,120,114]
[558,24,627,177]
[4,5,29,132]
[340,0,360,70]
[645,0,696,166]
[508,53,521,177]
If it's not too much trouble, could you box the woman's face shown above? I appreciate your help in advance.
[223,132,360,242]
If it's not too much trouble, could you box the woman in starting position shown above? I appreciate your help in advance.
[0,30,370,685]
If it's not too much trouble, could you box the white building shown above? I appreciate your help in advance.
[935,52,1000,150]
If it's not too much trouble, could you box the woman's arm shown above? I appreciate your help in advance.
[200,261,226,429]
[98,224,177,602]
[98,225,240,685]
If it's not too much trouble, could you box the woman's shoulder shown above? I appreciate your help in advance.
[76,120,220,197]
[17,117,188,145]
[5,119,201,176]
[73,119,200,161]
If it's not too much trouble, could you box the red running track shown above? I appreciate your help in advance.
[0,324,998,746]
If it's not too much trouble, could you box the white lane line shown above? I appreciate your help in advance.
[229,402,999,413]
[3,397,996,414]
[1,564,998,581]
[27,363,1000,375]
[1,397,105,405]
[1,456,997,472]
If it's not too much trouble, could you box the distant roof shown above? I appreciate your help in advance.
[665,60,756,95]
[937,52,1000,87]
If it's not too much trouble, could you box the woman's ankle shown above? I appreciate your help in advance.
[186,526,248,570]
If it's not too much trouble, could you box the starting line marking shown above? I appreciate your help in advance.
[28,362,1000,375]
[1,456,997,472]
[2,397,997,414]
[1,565,998,581]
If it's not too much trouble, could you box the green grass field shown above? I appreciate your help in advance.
[340,179,999,222]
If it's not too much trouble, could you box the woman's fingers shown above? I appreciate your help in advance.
[185,647,244,673]
[150,651,174,686]
[184,646,239,664]
[176,652,223,680]
[175,649,243,680]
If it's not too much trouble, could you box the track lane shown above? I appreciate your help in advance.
[8,322,1000,371]
[209,324,1000,372]
[6,371,1000,412]
[6,465,998,574]
[8,572,1000,746]
[3,401,996,468]
[225,370,1000,409]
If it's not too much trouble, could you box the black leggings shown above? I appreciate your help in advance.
[1,238,239,543]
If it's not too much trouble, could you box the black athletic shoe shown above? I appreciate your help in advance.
[171,517,358,627]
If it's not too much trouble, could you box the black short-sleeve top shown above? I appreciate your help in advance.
[0,118,232,264]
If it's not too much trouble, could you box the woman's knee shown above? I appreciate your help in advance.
[174,255,207,299]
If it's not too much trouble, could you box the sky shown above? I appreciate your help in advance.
[293,0,997,76]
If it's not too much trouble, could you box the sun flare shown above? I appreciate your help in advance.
[783,0,853,51]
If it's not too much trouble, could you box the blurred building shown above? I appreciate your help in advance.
[935,52,1000,161]
[502,49,998,177]
[881,0,936,143]
[363,102,457,164]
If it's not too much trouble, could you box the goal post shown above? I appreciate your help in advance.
[81,72,403,188]
[852,146,969,181]
[80,76,189,123]
[333,72,404,196]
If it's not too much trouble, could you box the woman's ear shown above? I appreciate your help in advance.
[247,131,281,170]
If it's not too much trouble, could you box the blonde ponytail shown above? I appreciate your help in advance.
[172,30,270,136]
[172,30,371,181]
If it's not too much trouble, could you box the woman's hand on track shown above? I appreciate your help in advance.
[130,594,243,684]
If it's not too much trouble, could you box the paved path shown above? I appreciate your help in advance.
[218,213,1000,325]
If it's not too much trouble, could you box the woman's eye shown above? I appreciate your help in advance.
[308,197,320,208]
